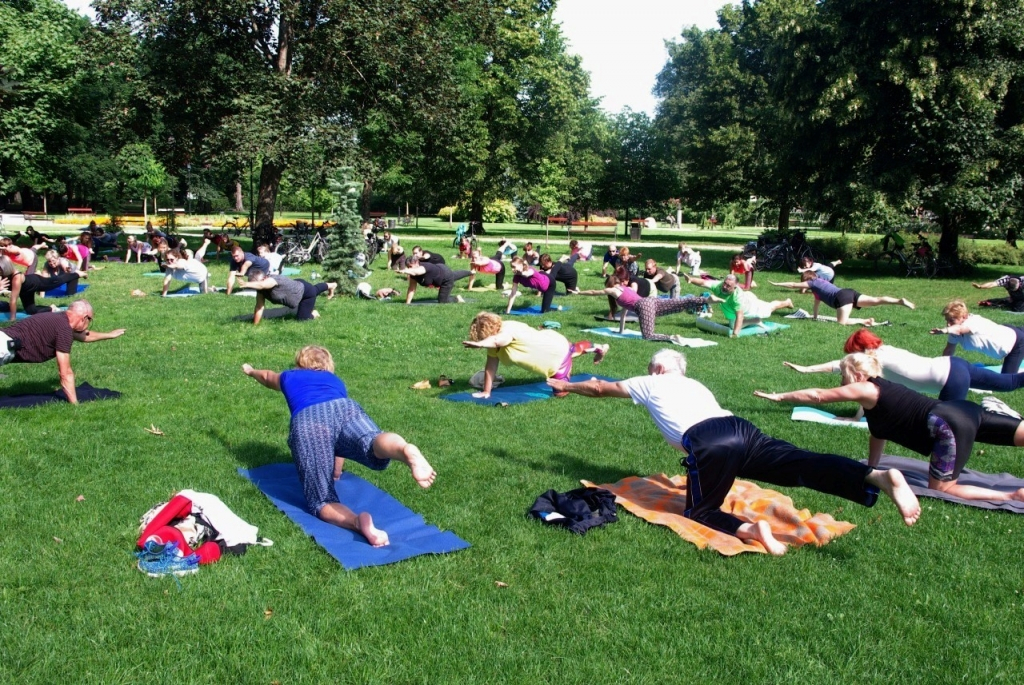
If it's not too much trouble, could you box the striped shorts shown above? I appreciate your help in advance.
[287,398,388,515]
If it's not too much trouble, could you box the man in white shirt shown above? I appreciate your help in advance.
[547,349,920,555]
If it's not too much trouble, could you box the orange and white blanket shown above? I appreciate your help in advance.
[582,474,856,556]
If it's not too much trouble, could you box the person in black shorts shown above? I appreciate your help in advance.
[238,269,337,324]
[769,272,914,324]
[757,352,1024,503]
[226,244,271,295]
[0,300,125,403]
[539,253,579,294]
[399,258,471,304]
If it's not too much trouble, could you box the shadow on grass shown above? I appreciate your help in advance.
[0,380,67,396]
[490,446,636,485]
[208,429,290,470]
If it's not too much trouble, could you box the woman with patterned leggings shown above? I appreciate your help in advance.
[576,270,709,343]
[756,352,1024,503]
[242,345,437,547]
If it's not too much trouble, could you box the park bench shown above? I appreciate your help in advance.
[368,211,386,219]
[67,207,95,216]
[569,220,617,236]
[22,211,51,222]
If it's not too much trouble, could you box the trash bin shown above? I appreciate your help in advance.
[387,219,396,230]
[630,224,641,240]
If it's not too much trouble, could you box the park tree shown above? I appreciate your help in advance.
[602,110,674,226]
[95,0,491,244]
[322,168,369,296]
[0,0,92,211]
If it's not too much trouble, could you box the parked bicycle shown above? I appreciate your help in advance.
[874,230,935,277]
[279,228,329,265]
[755,230,821,271]
[221,216,251,237]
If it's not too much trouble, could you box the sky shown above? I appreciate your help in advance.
[60,0,725,116]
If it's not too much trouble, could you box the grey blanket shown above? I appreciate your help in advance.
[873,455,1024,513]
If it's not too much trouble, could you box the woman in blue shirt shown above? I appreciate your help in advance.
[242,345,436,546]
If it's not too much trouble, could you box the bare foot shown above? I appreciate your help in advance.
[863,318,877,327]
[311,310,320,319]
[455,295,466,303]
[403,444,436,488]
[471,391,490,399]
[784,298,794,309]
[1009,488,1024,502]
[901,298,915,309]
[870,468,921,526]
[593,344,609,364]
[326,282,337,300]
[357,512,389,547]
[747,520,787,556]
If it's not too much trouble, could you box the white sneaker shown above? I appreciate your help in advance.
[982,396,1022,420]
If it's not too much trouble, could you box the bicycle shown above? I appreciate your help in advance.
[279,229,329,265]
[362,233,382,266]
[755,230,820,271]
[221,217,251,237]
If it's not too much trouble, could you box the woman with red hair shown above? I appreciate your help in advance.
[782,329,1024,401]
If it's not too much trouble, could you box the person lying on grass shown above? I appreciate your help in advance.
[0,299,126,404]
[242,345,436,547]
[769,271,914,325]
[932,299,1024,373]
[547,348,921,556]
[682,273,792,338]
[238,269,337,325]
[756,352,1024,504]
[161,239,212,296]
[783,328,1024,403]
[575,269,709,344]
[462,311,608,399]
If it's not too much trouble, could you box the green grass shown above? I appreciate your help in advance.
[3,243,1024,683]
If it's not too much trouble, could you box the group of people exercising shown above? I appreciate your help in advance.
[7,228,1024,557]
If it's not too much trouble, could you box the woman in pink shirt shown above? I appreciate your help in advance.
[466,249,506,290]
[576,270,709,342]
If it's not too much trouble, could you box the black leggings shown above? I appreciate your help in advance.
[682,416,878,536]
[436,270,471,303]
[549,261,578,293]
[919,400,1020,481]
[295,281,328,320]
[20,273,79,315]
[1001,326,1024,373]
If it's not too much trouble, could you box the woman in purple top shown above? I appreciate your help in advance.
[575,270,709,342]
[769,271,914,325]
[241,345,436,547]
[506,257,560,313]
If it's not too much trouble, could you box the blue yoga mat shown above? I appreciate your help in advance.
[164,287,202,298]
[975,363,1003,373]
[239,463,469,570]
[281,267,301,276]
[509,304,570,316]
[13,307,67,320]
[142,271,166,277]
[42,283,89,298]
[791,406,868,429]
[443,373,617,406]
[696,317,788,337]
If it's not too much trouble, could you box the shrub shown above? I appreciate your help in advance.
[483,199,516,224]
[437,205,465,221]
[959,241,1023,267]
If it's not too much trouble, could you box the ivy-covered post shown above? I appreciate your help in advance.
[322,168,369,296]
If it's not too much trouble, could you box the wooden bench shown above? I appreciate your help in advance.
[67,207,95,216]
[368,211,387,219]
[569,220,617,236]
[546,217,569,227]
[22,211,50,222]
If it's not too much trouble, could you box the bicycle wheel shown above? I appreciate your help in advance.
[365,240,380,266]
[873,250,900,276]
[313,240,328,264]
[905,253,927,278]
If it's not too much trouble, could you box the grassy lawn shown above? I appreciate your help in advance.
[2,238,1024,683]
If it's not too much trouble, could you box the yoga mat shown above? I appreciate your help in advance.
[791,406,868,429]
[164,287,202,298]
[696,317,789,337]
[785,308,839,323]
[42,283,89,298]
[142,272,166,277]
[975,363,1003,373]
[239,463,469,569]
[11,307,67,320]
[872,455,1024,513]
[232,307,296,321]
[582,327,717,348]
[595,313,639,323]
[233,290,258,297]
[281,267,301,276]
[443,374,617,406]
[582,473,856,556]
[509,304,570,315]
[0,383,120,409]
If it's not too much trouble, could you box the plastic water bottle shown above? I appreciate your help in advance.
[311,271,321,280]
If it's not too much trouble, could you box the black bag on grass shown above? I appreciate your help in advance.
[528,487,618,535]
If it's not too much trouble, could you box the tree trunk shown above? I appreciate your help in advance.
[255,159,284,245]
[777,203,791,231]
[938,212,960,259]
[360,179,373,219]
[234,176,244,212]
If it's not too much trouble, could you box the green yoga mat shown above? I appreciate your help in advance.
[695,317,789,337]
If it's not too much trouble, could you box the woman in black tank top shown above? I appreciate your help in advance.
[756,352,1024,504]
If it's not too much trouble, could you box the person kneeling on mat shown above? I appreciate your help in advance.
[0,299,126,404]
[239,269,337,325]
[462,311,608,399]
[242,345,436,546]
[548,349,921,555]
[694,273,792,338]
